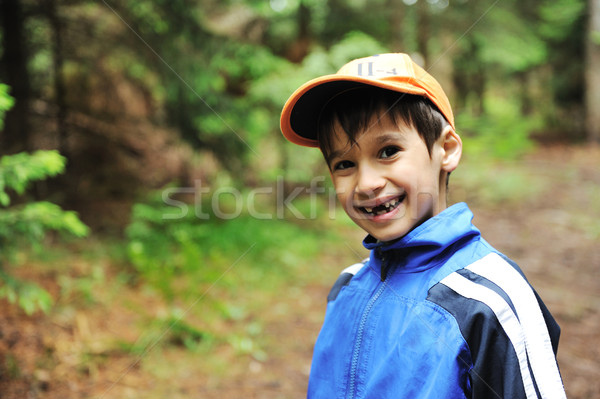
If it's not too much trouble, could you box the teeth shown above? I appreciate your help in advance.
[383,199,398,209]
[361,197,402,215]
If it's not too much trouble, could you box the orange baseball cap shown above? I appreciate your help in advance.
[280,53,455,147]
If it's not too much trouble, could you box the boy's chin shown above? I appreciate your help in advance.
[367,231,406,243]
[358,224,410,243]
[355,218,423,243]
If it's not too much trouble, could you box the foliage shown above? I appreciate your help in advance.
[0,150,89,314]
[456,106,539,161]
[452,158,547,207]
[539,0,586,41]
[1,0,590,194]
[537,0,586,122]
[0,0,587,318]
[0,152,89,313]
[122,308,212,355]
[250,30,388,109]
[477,7,547,72]
[0,0,591,300]
[0,84,14,131]
[0,85,89,314]
[125,187,335,301]
[0,150,65,206]
[122,186,350,358]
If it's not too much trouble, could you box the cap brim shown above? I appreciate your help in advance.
[280,75,426,147]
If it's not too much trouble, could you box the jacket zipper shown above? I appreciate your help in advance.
[347,249,388,399]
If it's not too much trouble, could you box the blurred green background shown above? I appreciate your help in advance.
[0,0,599,398]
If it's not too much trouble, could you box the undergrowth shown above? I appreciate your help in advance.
[117,188,352,362]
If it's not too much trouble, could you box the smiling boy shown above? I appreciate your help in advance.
[280,53,566,398]
[322,95,459,243]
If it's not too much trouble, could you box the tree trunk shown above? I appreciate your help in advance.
[286,0,311,63]
[518,71,533,116]
[416,0,430,68]
[471,39,485,116]
[0,0,31,153]
[48,0,69,156]
[586,0,600,144]
[387,0,405,52]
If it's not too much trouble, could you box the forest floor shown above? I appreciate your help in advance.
[0,144,598,398]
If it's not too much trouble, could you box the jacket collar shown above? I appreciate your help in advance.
[363,202,480,276]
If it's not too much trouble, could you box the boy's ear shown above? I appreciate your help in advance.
[440,126,462,173]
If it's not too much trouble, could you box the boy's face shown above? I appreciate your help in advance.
[326,114,458,242]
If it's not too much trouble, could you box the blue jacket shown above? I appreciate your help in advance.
[308,203,565,399]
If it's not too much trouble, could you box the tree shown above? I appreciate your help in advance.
[539,0,587,139]
[0,0,591,229]
[586,0,600,143]
[0,0,32,153]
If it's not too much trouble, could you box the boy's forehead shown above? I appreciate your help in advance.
[328,114,410,155]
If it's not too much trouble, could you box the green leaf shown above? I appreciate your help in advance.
[478,8,547,71]
[0,150,66,197]
[0,271,54,315]
[0,84,15,131]
[0,191,9,207]
[0,150,88,314]
[539,0,585,41]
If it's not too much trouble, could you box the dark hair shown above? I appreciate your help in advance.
[316,87,449,164]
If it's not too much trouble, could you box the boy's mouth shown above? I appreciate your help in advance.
[357,193,406,216]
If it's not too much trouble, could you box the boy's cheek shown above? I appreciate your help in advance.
[335,190,355,216]
[410,191,436,219]
[335,191,365,220]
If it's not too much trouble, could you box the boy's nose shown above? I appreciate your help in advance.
[355,164,385,197]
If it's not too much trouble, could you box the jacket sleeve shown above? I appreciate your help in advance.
[428,253,566,398]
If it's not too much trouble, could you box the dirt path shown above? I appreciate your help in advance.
[469,145,600,399]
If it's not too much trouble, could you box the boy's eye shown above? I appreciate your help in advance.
[333,160,355,171]
[380,146,400,159]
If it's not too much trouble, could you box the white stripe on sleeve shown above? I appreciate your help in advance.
[340,258,368,276]
[441,272,538,399]
[467,253,566,399]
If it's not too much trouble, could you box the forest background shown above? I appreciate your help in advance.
[0,0,599,398]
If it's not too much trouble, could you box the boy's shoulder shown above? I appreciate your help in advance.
[326,258,368,302]
[427,251,564,397]
[428,250,561,351]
